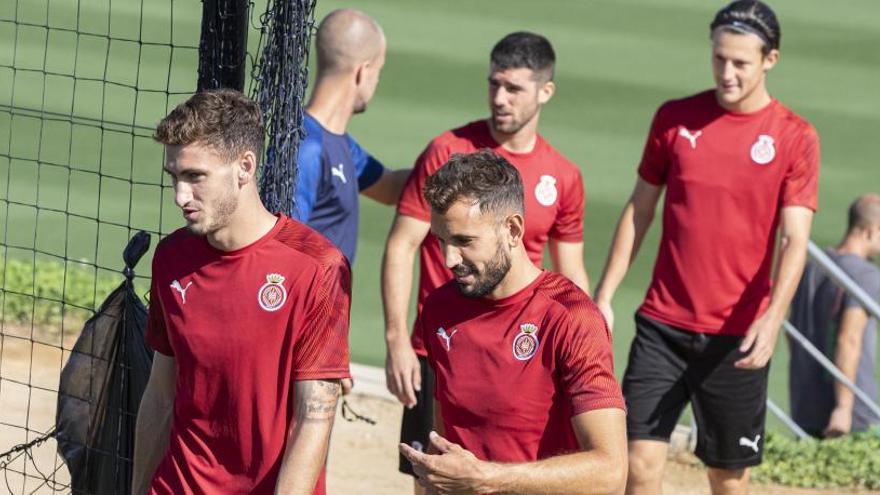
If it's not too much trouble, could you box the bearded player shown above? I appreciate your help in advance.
[594,2,819,494]
[399,150,626,495]
[132,90,350,494]
[383,32,590,488]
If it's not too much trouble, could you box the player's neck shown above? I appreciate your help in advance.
[207,193,277,252]
[836,235,871,260]
[306,78,356,134]
[716,86,772,114]
[486,251,542,300]
[487,118,539,154]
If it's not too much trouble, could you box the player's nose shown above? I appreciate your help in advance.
[443,245,462,270]
[175,183,192,208]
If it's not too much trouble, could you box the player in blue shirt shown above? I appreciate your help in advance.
[294,9,409,263]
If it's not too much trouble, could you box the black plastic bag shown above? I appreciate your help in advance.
[56,231,153,494]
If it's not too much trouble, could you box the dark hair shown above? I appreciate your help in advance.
[710,0,781,55]
[424,149,524,218]
[490,31,555,81]
[154,89,265,162]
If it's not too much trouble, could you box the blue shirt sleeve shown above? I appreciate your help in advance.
[293,131,323,222]
[347,135,386,191]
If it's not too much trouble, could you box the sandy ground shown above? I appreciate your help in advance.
[0,335,873,494]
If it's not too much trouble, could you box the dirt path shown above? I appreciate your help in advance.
[328,393,865,495]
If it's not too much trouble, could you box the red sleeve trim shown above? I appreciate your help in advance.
[637,167,665,186]
[292,368,351,380]
[397,203,431,222]
[571,396,627,416]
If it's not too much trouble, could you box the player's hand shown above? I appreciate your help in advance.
[385,336,421,408]
[735,311,782,369]
[341,378,354,395]
[597,299,614,333]
[399,431,493,495]
[823,406,852,438]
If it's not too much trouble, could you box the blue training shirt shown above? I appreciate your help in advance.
[291,113,385,263]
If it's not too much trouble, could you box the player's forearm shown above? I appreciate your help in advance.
[549,240,591,295]
[132,392,173,494]
[482,449,627,495]
[276,380,341,495]
[382,233,417,341]
[595,201,653,304]
[365,168,412,205]
[764,229,810,321]
[832,323,865,411]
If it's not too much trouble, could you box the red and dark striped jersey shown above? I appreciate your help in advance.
[398,119,586,355]
[146,214,351,495]
[420,271,624,462]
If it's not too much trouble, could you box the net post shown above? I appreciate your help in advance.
[198,0,250,91]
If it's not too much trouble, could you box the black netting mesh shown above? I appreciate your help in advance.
[0,0,315,492]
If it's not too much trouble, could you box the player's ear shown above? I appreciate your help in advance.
[762,49,779,72]
[505,213,525,247]
[538,80,555,105]
[237,150,258,186]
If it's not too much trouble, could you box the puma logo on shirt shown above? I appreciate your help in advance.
[331,163,347,184]
[678,127,702,149]
[436,327,459,351]
[170,279,193,304]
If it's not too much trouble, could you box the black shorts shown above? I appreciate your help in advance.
[623,313,769,469]
[398,356,435,476]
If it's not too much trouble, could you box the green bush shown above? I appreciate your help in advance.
[0,257,122,326]
[753,428,880,490]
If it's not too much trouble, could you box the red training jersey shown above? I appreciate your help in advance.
[637,90,820,335]
[398,120,586,354]
[146,215,351,495]
[420,271,625,462]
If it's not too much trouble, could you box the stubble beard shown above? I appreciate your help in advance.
[455,242,512,299]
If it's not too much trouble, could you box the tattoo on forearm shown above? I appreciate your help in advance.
[296,380,341,422]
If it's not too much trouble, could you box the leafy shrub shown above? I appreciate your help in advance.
[753,428,880,490]
[0,257,122,326]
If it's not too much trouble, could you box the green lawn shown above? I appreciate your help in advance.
[1,0,878,433]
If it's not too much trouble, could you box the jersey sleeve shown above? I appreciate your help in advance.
[397,139,450,221]
[347,135,386,191]
[145,257,173,356]
[292,138,323,222]
[291,255,352,380]
[780,124,820,211]
[549,166,585,242]
[637,105,673,186]
[555,304,625,416]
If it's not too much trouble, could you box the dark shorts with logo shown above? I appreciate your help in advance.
[623,313,769,469]
[398,356,435,476]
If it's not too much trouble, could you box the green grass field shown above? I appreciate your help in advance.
[2,0,879,433]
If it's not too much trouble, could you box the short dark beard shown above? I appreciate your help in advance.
[454,242,511,298]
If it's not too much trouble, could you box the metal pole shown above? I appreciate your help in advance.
[784,320,880,419]
[766,398,809,440]
[808,241,880,321]
[198,0,249,91]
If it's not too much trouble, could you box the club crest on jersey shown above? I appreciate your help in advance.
[258,273,287,312]
[535,175,558,207]
[512,323,539,361]
[750,135,775,165]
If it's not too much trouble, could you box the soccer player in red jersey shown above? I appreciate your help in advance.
[594,2,819,494]
[132,90,351,495]
[383,32,590,488]
[399,150,626,495]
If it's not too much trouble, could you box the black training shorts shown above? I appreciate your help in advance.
[398,356,435,476]
[623,313,769,469]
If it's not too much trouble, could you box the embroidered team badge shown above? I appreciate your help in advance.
[534,175,558,207]
[257,273,288,312]
[750,135,776,165]
[512,323,539,361]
